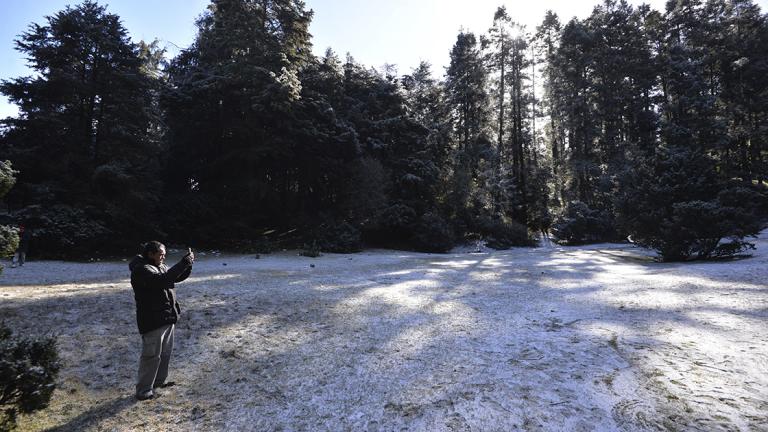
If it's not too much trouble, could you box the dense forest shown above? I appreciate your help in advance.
[1,0,767,261]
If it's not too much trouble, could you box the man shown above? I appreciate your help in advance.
[10,223,31,268]
[129,241,194,401]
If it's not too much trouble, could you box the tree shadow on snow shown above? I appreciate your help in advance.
[43,395,136,432]
[2,244,766,430]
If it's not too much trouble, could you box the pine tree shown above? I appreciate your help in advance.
[335,57,452,251]
[550,19,599,206]
[485,7,513,171]
[710,0,768,182]
[0,1,163,255]
[444,31,493,228]
[535,11,563,180]
[547,18,611,243]
[661,0,724,153]
[614,0,766,260]
[504,23,533,226]
[545,2,662,244]
[162,0,350,244]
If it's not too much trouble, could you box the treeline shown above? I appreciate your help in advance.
[0,0,766,260]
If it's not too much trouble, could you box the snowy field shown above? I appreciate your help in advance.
[2,231,767,432]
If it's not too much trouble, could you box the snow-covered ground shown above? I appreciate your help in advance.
[2,232,767,431]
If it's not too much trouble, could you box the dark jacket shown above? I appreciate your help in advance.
[129,255,193,334]
[18,229,31,252]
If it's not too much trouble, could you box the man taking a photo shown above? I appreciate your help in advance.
[129,241,194,401]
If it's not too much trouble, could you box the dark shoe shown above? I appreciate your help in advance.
[136,391,155,401]
[153,381,176,389]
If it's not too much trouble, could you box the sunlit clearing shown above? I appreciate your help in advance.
[381,270,416,276]
[185,273,241,283]
[1,280,129,300]
[431,259,481,269]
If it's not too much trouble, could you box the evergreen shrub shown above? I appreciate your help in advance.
[12,205,110,258]
[412,212,455,253]
[616,148,763,261]
[314,221,362,253]
[0,323,60,431]
[551,201,618,245]
[479,217,537,249]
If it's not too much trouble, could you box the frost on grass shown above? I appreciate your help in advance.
[1,232,767,431]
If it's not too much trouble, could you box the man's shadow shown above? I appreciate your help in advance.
[45,395,136,432]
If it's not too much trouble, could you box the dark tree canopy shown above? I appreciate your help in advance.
[0,0,164,255]
[0,0,766,260]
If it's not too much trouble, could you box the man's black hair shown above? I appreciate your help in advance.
[142,241,165,258]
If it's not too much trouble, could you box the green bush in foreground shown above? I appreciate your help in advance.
[0,324,60,431]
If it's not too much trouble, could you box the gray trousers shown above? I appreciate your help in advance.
[136,324,174,395]
[11,251,26,266]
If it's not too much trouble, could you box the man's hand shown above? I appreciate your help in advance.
[183,247,195,265]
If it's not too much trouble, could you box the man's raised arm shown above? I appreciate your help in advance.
[137,256,192,286]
